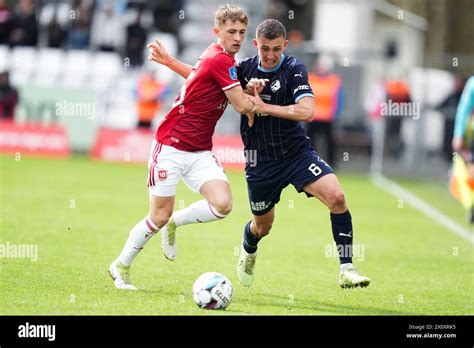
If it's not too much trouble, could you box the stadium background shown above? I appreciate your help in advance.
[0,0,473,316]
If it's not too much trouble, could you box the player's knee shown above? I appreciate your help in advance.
[255,222,272,238]
[209,198,233,216]
[148,210,172,229]
[327,190,346,211]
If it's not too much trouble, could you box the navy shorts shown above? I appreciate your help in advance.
[245,148,334,216]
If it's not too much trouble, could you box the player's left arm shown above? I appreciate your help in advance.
[254,94,314,122]
[253,63,314,122]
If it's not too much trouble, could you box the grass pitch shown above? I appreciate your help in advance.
[1,155,472,315]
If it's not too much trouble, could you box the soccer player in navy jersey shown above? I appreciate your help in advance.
[108,5,259,290]
[150,19,370,289]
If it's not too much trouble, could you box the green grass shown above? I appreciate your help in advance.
[388,176,470,227]
[0,155,472,315]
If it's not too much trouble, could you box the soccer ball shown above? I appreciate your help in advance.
[192,272,233,310]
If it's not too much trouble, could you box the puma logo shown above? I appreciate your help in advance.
[339,231,352,238]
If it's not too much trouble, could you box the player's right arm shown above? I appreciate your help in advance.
[224,86,257,115]
[147,39,193,79]
[210,54,257,115]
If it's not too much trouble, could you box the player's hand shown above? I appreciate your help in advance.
[147,39,171,65]
[246,112,255,127]
[252,84,267,115]
[452,137,464,152]
[245,78,269,95]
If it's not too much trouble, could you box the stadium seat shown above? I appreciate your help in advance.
[409,68,455,107]
[182,2,216,22]
[179,22,214,46]
[103,89,138,129]
[34,48,65,87]
[179,46,206,66]
[62,50,93,88]
[0,45,10,71]
[145,32,178,85]
[90,52,123,90]
[10,47,36,86]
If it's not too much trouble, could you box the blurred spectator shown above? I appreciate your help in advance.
[364,81,386,121]
[67,0,94,49]
[437,76,466,162]
[125,9,147,67]
[135,70,168,129]
[288,29,304,44]
[307,55,345,168]
[0,0,12,44]
[384,79,411,159]
[47,13,66,48]
[0,71,18,120]
[96,0,127,15]
[151,0,184,35]
[90,0,125,52]
[39,2,70,48]
[9,0,38,47]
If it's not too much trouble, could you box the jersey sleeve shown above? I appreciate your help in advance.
[236,60,246,89]
[291,64,314,103]
[209,54,241,91]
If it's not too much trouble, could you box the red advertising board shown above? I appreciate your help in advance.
[0,120,71,158]
[91,128,245,169]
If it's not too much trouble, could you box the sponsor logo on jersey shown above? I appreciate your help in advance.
[270,80,281,92]
[294,72,303,77]
[229,66,238,80]
[294,85,310,93]
[251,200,272,212]
[158,169,168,181]
[217,100,229,110]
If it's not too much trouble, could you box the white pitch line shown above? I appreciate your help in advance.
[371,173,473,244]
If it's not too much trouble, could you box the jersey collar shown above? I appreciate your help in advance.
[258,54,285,72]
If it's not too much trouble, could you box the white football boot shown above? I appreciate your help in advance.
[236,246,257,287]
[108,259,137,290]
[161,218,177,261]
[339,264,370,289]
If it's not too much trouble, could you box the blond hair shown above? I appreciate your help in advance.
[214,4,249,27]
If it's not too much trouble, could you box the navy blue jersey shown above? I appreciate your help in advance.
[237,54,314,161]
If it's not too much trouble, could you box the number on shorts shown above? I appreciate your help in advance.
[308,163,322,177]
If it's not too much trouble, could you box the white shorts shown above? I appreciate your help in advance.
[147,139,228,197]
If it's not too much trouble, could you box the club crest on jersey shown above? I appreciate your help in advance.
[158,169,168,181]
[270,80,281,92]
[229,66,238,80]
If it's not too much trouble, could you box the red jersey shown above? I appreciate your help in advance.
[155,42,241,152]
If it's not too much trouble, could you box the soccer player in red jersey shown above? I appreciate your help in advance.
[109,5,258,290]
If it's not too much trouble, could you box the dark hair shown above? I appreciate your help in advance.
[256,19,287,40]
